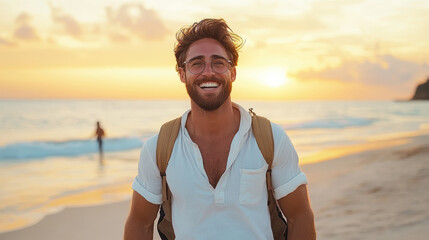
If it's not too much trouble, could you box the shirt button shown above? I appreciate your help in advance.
[215,191,225,204]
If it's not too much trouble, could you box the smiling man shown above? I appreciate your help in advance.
[124,18,316,240]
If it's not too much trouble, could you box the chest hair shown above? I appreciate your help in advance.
[195,135,234,188]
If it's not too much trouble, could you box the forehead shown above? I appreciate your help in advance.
[186,38,228,60]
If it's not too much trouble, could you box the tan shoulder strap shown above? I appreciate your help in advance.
[249,108,275,193]
[249,108,274,166]
[250,108,287,240]
[156,117,181,202]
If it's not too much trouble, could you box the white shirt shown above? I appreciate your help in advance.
[132,104,307,240]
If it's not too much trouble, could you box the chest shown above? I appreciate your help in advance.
[195,137,233,188]
[166,132,270,205]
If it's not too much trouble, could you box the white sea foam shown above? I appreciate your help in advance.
[0,137,143,161]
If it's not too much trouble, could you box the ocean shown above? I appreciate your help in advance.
[0,99,428,232]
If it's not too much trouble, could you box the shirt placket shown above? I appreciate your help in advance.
[182,106,251,205]
[213,129,247,204]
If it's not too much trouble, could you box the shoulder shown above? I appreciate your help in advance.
[139,134,159,164]
[143,134,159,153]
[270,121,284,134]
[269,121,298,165]
[270,121,292,143]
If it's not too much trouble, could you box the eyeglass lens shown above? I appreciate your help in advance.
[186,58,230,74]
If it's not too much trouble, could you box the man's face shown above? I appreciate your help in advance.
[179,38,236,111]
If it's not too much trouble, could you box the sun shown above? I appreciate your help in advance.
[259,67,289,87]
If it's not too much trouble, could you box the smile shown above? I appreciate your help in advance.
[199,82,219,89]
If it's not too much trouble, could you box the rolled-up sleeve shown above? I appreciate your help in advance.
[132,135,163,204]
[270,123,308,200]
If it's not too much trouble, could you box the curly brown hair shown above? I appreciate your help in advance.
[174,18,244,72]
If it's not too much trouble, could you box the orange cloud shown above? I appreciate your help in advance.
[50,5,82,38]
[106,3,169,41]
[293,55,429,85]
[0,37,16,47]
[14,25,39,41]
[13,13,39,41]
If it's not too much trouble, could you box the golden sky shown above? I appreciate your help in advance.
[0,0,428,100]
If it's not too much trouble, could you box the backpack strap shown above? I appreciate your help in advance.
[156,117,181,240]
[156,117,181,202]
[249,108,287,239]
[249,108,275,194]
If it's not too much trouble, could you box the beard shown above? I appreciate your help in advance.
[185,76,232,111]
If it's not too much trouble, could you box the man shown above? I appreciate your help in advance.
[95,121,105,164]
[124,18,316,239]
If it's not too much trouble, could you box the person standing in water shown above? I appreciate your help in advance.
[95,121,105,164]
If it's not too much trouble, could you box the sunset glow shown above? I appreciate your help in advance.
[259,67,289,88]
[0,0,428,100]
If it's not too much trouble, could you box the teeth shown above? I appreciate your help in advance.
[199,82,219,88]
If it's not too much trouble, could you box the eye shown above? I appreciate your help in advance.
[190,60,204,68]
[213,59,226,67]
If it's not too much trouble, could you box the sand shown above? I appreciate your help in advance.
[1,134,428,240]
[302,134,429,239]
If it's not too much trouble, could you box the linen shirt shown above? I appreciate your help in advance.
[132,104,308,240]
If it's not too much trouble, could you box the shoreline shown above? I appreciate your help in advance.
[0,200,133,240]
[1,133,428,240]
[0,179,134,234]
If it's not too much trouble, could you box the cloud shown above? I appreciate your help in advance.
[50,4,82,38]
[109,32,130,43]
[0,37,17,47]
[14,25,39,41]
[245,13,327,34]
[293,55,429,85]
[106,3,168,41]
[13,13,39,41]
[15,13,32,24]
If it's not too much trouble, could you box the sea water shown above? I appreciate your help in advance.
[0,99,428,232]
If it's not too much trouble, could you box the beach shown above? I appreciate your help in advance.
[1,133,428,240]
[1,0,428,237]
[304,133,429,239]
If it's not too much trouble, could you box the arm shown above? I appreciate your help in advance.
[124,191,160,240]
[278,184,316,240]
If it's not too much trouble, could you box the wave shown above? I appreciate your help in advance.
[285,117,376,130]
[0,137,144,161]
[0,117,376,161]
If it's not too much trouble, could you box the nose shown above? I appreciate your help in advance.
[200,62,215,76]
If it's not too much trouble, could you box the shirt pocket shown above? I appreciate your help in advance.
[239,164,268,205]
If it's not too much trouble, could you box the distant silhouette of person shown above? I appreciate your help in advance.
[95,121,105,164]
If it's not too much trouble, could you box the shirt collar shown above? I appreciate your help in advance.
[180,103,252,138]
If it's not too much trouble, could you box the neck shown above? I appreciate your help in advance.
[186,98,240,139]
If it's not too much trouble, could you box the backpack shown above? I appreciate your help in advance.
[155,109,288,239]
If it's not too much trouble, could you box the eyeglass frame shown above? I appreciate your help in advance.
[182,56,233,75]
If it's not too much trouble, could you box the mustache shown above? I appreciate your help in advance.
[194,77,224,86]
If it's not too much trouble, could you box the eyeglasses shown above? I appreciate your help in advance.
[183,57,233,75]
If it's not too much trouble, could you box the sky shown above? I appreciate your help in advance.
[0,0,428,100]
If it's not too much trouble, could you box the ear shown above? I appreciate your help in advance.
[178,67,186,83]
[230,67,237,82]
